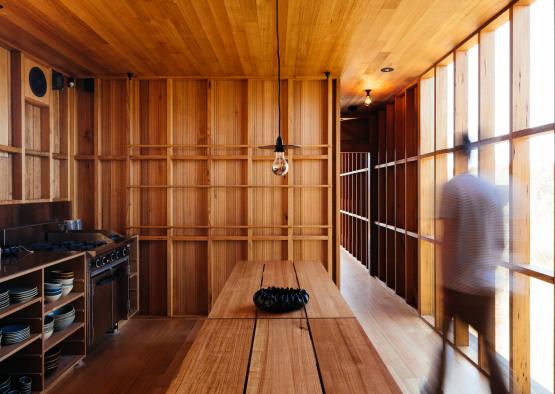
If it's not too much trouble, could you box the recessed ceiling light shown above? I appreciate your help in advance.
[381,67,394,73]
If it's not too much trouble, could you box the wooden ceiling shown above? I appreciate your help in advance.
[0,0,510,108]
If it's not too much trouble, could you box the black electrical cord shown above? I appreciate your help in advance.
[276,0,281,138]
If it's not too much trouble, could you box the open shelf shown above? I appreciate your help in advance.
[0,297,41,320]
[0,333,41,363]
[43,354,84,390]
[43,292,84,315]
[44,322,84,352]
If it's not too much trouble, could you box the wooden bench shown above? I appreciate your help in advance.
[170,260,400,393]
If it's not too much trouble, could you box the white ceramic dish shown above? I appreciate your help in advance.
[53,278,73,286]
[60,285,73,296]
[45,294,62,303]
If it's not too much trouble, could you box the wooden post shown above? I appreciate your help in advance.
[166,79,174,317]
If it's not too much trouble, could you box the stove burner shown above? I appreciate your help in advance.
[29,240,108,252]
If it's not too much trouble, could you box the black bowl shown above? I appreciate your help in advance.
[253,287,309,313]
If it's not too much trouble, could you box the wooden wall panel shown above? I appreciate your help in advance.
[0,47,9,146]
[139,241,167,316]
[173,241,208,316]
[290,80,326,149]
[293,240,326,265]
[212,80,247,155]
[74,87,95,228]
[0,48,12,200]
[212,163,247,236]
[172,80,208,147]
[74,161,94,229]
[99,161,126,233]
[253,241,287,261]
[75,86,94,156]
[99,79,127,156]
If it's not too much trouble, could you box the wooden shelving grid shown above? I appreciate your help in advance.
[0,48,70,205]
[72,77,340,316]
[0,253,86,393]
[374,85,419,308]
[340,152,370,269]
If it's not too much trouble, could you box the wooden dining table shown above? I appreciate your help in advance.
[169,260,400,393]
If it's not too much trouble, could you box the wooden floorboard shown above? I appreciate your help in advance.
[340,248,490,394]
[52,317,201,394]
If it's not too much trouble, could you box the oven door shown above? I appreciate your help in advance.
[112,261,129,322]
[91,269,114,347]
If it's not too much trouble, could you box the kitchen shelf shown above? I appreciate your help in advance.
[25,149,50,158]
[0,333,41,363]
[43,292,84,315]
[44,322,84,352]
[0,297,41,320]
[44,354,84,390]
[0,144,22,154]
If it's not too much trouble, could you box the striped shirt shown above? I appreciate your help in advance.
[439,174,504,295]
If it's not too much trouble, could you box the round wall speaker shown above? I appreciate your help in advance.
[29,67,47,97]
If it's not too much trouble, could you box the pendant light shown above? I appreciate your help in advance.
[258,0,299,176]
[364,89,372,106]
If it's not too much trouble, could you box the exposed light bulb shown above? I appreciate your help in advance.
[272,151,289,176]
[364,89,372,106]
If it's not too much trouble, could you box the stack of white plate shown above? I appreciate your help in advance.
[0,289,9,310]
[52,305,75,332]
[1,324,30,345]
[8,287,38,304]
[43,314,54,340]
[50,270,74,296]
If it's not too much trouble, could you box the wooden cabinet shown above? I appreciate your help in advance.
[0,253,86,392]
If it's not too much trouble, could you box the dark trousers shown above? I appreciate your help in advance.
[432,288,508,394]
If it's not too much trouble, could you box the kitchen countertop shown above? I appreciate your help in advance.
[170,260,401,394]
[0,251,86,282]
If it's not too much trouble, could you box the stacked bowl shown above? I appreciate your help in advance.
[17,376,31,394]
[44,283,62,303]
[44,346,61,376]
[0,289,9,310]
[0,324,30,345]
[52,305,75,332]
[43,314,54,340]
[9,287,38,304]
[50,270,74,296]
[0,375,10,393]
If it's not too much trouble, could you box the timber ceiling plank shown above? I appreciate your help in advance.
[0,0,510,107]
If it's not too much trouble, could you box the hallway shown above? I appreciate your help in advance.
[340,249,490,393]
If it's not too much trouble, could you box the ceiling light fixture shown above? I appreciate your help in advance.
[364,89,372,106]
[381,67,394,73]
[258,0,299,176]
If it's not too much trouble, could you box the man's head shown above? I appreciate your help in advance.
[461,133,471,157]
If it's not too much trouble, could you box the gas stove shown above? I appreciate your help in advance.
[28,240,108,252]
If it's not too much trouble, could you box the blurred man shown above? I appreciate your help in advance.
[423,134,507,394]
